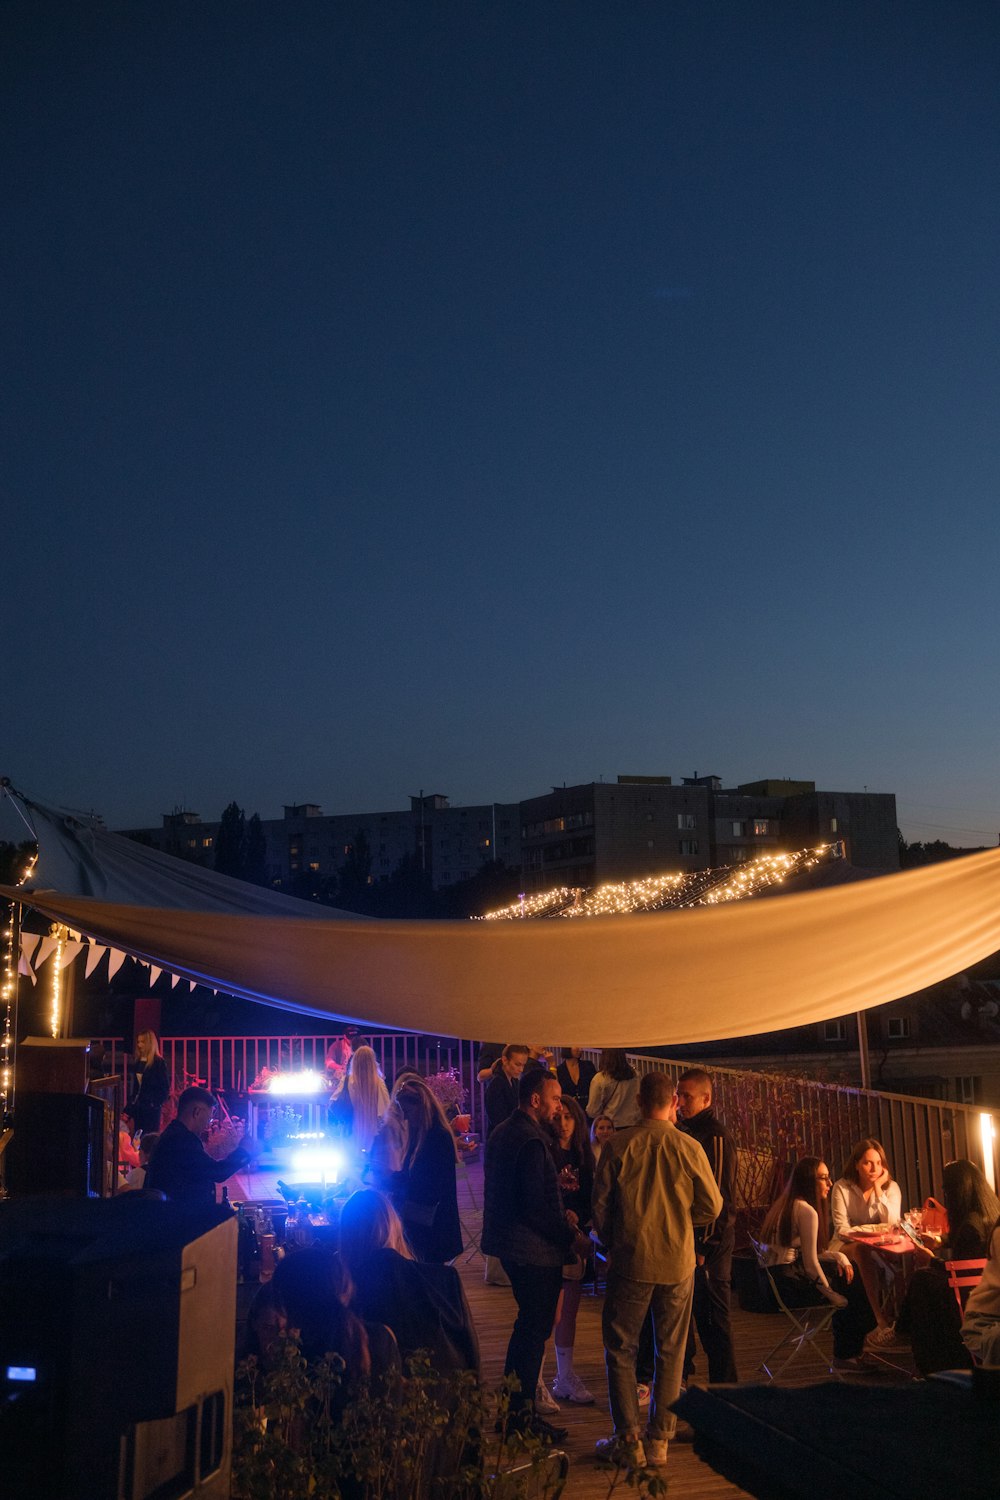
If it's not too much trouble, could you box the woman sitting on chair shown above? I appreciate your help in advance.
[760,1155,875,1371]
[831,1138,903,1347]
[897,1158,999,1373]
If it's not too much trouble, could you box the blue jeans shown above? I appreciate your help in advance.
[603,1270,694,1440]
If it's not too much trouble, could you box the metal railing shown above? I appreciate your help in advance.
[92,1033,999,1207]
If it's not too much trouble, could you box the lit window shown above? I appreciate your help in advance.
[308,861,320,872]
[753,819,773,835]
[202,837,213,848]
[187,838,197,849]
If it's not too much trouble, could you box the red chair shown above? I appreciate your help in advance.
[945,1258,987,1312]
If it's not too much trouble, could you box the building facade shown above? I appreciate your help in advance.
[122,770,898,895]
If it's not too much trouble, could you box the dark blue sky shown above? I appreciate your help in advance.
[3,2,998,844]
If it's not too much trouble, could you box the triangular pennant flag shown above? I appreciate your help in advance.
[149,966,161,987]
[18,954,35,979]
[188,980,196,991]
[34,936,57,968]
[84,944,107,978]
[170,973,181,988]
[58,941,83,971]
[107,950,127,980]
[20,934,40,965]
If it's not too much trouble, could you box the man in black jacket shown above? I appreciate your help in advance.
[677,1068,738,1384]
[146,1086,253,1205]
[482,1068,589,1437]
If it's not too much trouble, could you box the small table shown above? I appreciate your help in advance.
[840,1227,916,1321]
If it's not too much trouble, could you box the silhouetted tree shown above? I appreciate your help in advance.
[215,801,247,878]
[245,813,268,885]
[337,829,373,907]
[437,860,523,918]
[0,840,36,885]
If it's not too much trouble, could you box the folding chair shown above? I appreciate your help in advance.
[456,1152,484,1264]
[945,1258,987,1313]
[748,1236,840,1381]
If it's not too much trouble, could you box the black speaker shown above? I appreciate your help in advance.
[5,1091,107,1196]
[0,1195,237,1499]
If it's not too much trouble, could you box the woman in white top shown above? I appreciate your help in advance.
[585,1050,640,1128]
[831,1138,903,1345]
[760,1155,875,1367]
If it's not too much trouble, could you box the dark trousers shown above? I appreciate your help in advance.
[684,1232,738,1383]
[771,1262,876,1358]
[500,1260,563,1415]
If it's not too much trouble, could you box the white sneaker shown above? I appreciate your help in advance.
[866,1323,898,1347]
[551,1370,595,1405]
[644,1437,668,1467]
[595,1435,646,1469]
[535,1379,561,1414]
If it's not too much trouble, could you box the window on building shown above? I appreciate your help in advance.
[823,1019,847,1042]
[646,812,654,822]
[731,821,746,837]
[830,817,838,833]
[202,837,213,848]
[886,1017,911,1040]
[679,839,699,856]
[753,819,773,835]
[677,813,696,830]
[954,1076,979,1105]
[647,839,654,849]
[308,861,320,872]
[187,838,197,849]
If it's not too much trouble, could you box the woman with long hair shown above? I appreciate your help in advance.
[760,1155,875,1369]
[962,1201,1000,1367]
[549,1096,597,1405]
[556,1048,597,1110]
[831,1138,903,1345]
[589,1113,615,1166]
[585,1049,640,1128]
[329,1044,390,1157]
[127,1030,169,1137]
[898,1158,1000,1373]
[339,1188,479,1375]
[370,1074,462,1263]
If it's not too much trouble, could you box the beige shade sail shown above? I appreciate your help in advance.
[5,847,1000,1043]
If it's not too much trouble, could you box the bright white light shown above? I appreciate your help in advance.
[980,1112,996,1191]
[267,1070,325,1096]
[290,1145,344,1183]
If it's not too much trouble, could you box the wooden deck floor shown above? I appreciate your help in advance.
[231,1154,914,1499]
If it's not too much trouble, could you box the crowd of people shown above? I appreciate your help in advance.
[117,1031,1000,1479]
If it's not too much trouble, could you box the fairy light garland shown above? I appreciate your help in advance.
[49,923,66,1039]
[2,851,37,1115]
[482,844,834,921]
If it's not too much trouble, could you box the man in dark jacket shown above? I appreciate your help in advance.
[146,1086,253,1205]
[677,1068,738,1383]
[482,1068,589,1438]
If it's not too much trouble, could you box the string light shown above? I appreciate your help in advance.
[1,852,36,1116]
[482,844,835,920]
[49,923,65,1039]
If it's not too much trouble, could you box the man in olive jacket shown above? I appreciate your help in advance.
[482,1068,590,1436]
[592,1071,723,1469]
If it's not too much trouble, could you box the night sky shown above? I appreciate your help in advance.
[3,2,998,846]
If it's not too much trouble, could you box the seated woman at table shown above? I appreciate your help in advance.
[760,1155,876,1369]
[897,1158,1000,1373]
[831,1138,903,1346]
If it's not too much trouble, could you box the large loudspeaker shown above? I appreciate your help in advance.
[0,1196,237,1499]
[5,1092,107,1196]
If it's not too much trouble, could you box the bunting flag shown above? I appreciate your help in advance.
[17,953,35,982]
[107,949,127,980]
[149,966,161,986]
[58,941,83,971]
[85,944,106,978]
[34,936,58,968]
[20,933,40,966]
[170,972,181,988]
